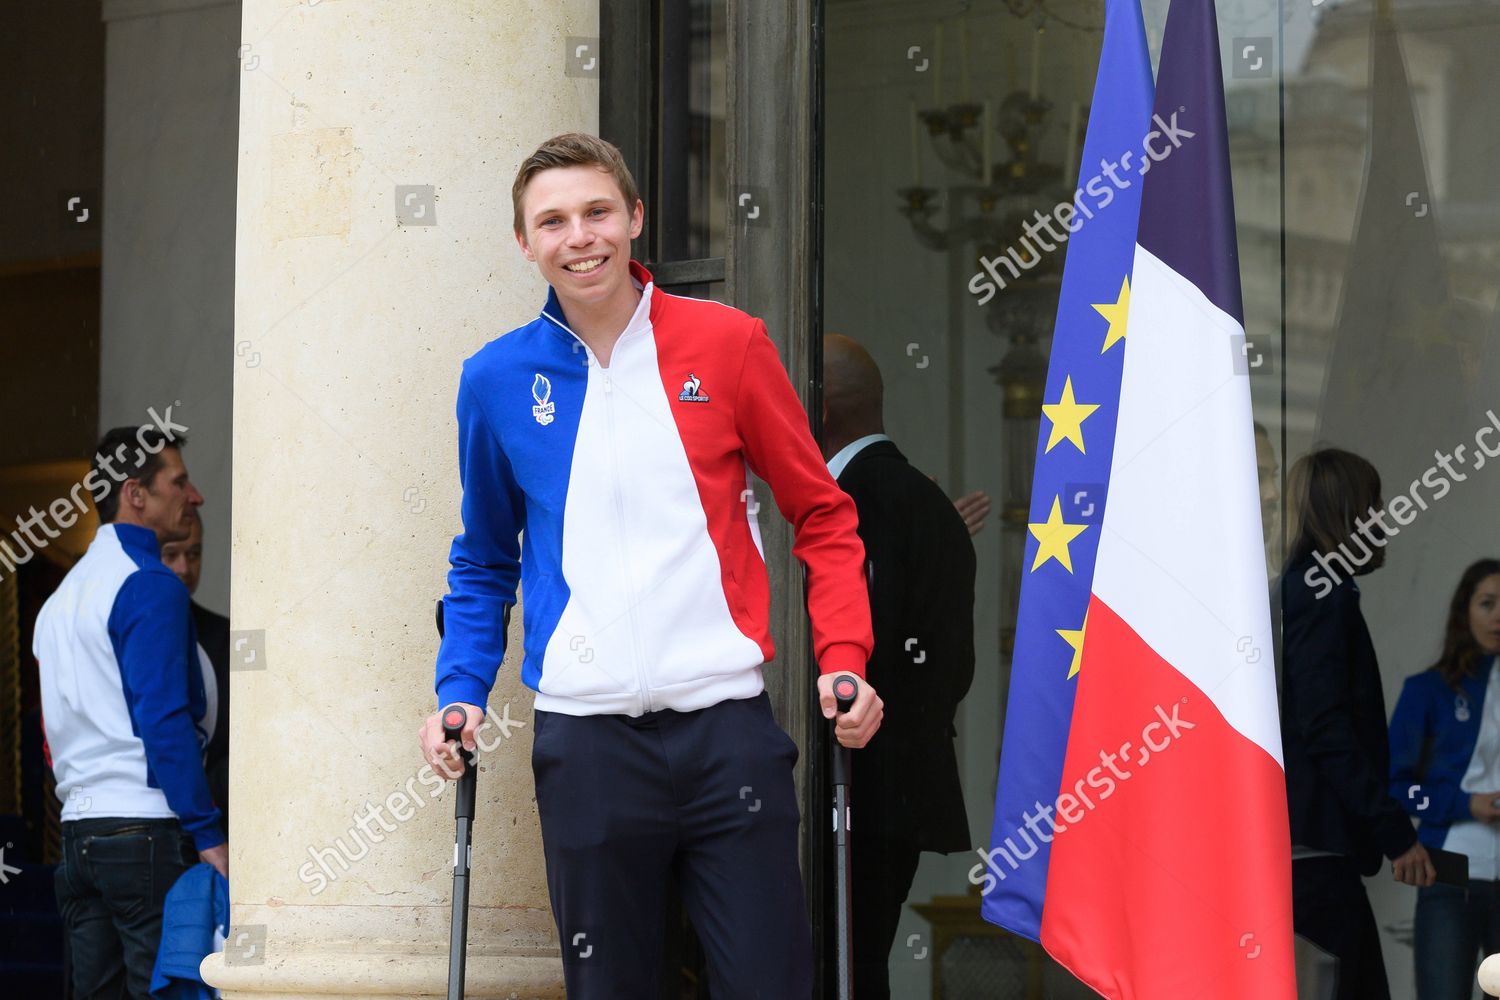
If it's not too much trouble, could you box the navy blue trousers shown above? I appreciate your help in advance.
[1292,856,1390,1000]
[532,691,813,999]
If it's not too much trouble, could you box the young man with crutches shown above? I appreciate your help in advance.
[418,132,881,998]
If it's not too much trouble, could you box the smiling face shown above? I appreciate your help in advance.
[515,163,644,317]
[1470,573,1500,654]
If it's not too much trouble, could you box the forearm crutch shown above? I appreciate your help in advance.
[436,599,476,1000]
[830,673,859,1000]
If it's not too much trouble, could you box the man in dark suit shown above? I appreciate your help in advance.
[160,511,230,829]
[820,333,976,998]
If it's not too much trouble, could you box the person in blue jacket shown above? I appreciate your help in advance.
[1391,557,1500,1000]
[35,423,228,1000]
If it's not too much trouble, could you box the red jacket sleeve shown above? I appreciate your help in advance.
[734,320,872,677]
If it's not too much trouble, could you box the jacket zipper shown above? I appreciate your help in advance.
[602,369,655,713]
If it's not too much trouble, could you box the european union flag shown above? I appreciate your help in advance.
[981,0,1154,940]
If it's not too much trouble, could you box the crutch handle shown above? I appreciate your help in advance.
[833,675,858,714]
[441,704,469,744]
[440,703,477,823]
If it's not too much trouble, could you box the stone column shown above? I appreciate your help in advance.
[204,2,598,996]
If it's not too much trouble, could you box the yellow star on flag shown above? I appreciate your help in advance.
[1028,496,1088,573]
[1057,609,1089,679]
[1041,376,1099,454]
[1093,276,1131,353]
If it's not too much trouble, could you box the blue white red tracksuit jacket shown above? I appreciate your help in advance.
[434,261,872,718]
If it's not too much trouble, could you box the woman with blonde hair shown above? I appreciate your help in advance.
[1279,447,1433,1000]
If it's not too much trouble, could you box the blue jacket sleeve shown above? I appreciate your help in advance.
[434,369,525,713]
[1389,675,1470,825]
[108,571,224,851]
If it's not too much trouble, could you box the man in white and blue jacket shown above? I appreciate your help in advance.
[35,424,227,1000]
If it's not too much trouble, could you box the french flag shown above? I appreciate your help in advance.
[983,0,1295,996]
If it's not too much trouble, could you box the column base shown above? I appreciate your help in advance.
[200,903,564,999]
[202,951,564,999]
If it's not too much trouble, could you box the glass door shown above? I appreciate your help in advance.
[818,0,1500,996]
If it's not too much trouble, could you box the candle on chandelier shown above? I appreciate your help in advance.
[1029,27,1042,99]
[982,100,993,187]
[910,99,923,187]
[1065,101,1081,184]
[933,22,944,105]
[960,16,971,101]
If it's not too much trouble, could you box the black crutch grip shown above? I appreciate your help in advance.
[830,676,858,790]
[440,704,477,821]
[441,704,468,744]
[833,675,858,715]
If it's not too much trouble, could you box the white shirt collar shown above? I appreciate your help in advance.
[622,275,651,335]
[826,433,892,480]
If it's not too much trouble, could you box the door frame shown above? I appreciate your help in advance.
[600,0,830,985]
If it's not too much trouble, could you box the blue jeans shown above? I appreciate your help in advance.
[1415,879,1500,1000]
[54,817,195,1000]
